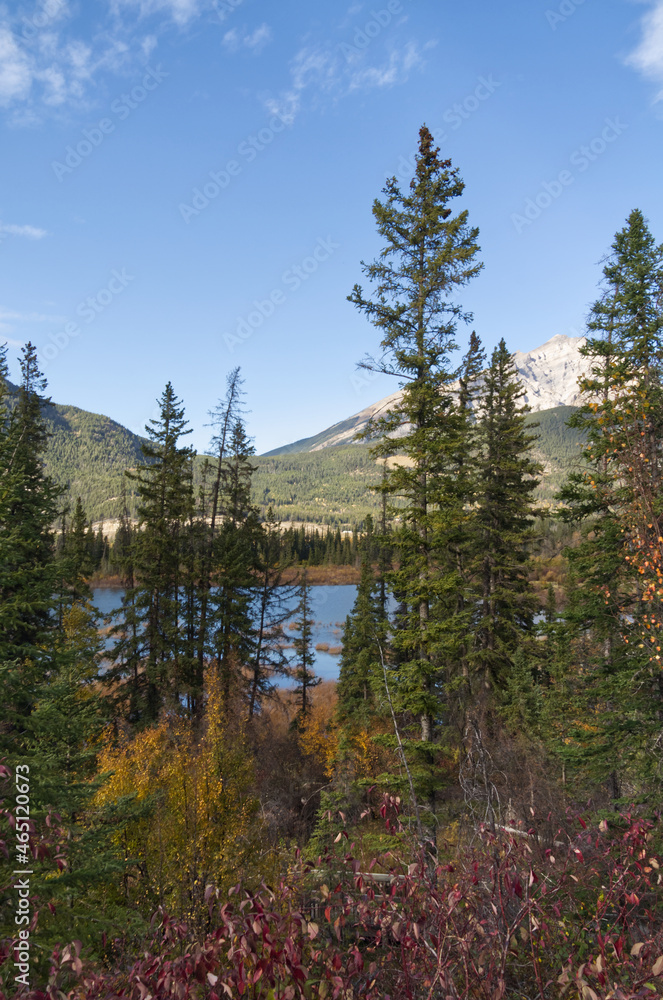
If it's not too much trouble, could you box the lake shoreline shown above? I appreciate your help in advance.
[94,582,359,682]
[89,564,362,589]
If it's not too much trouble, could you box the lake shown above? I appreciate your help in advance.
[93,584,359,682]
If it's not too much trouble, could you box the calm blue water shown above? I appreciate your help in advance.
[93,584,358,682]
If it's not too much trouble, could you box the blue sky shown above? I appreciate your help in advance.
[1,0,662,454]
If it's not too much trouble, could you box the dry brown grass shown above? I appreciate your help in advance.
[90,564,362,590]
[280,565,361,586]
[260,680,338,735]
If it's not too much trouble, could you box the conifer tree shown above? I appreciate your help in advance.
[349,125,482,746]
[557,209,663,795]
[116,383,195,719]
[247,507,293,718]
[106,486,144,718]
[337,550,386,726]
[469,339,540,693]
[439,331,486,703]
[291,574,320,721]
[0,346,129,960]
[58,496,94,607]
[180,459,212,715]
[209,418,261,709]
[0,343,61,669]
[197,368,244,677]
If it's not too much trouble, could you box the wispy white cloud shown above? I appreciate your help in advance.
[1,1,423,123]
[110,0,203,27]
[263,46,338,124]
[0,222,48,239]
[264,39,430,125]
[0,1,173,119]
[626,1,663,100]
[347,40,426,91]
[0,309,63,322]
[142,34,158,58]
[223,23,272,53]
[0,26,33,106]
[0,307,64,337]
[0,16,104,115]
[244,23,271,51]
[222,28,238,49]
[0,1,91,112]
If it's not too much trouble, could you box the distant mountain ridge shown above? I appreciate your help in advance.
[0,334,589,528]
[1,377,148,522]
[265,334,588,456]
[512,334,588,411]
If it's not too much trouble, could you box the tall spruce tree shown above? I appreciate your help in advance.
[0,344,61,669]
[0,343,63,755]
[337,548,387,726]
[441,331,486,704]
[106,486,144,718]
[209,417,261,710]
[197,368,244,679]
[113,383,195,720]
[349,125,482,750]
[180,459,211,715]
[556,209,663,796]
[0,346,130,962]
[247,507,293,719]
[57,496,94,612]
[291,574,320,722]
[469,339,540,693]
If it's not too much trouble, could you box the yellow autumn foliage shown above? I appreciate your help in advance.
[298,700,340,778]
[299,697,397,785]
[57,601,102,686]
[96,672,271,928]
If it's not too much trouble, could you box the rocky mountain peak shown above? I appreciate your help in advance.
[512,334,588,411]
[267,333,590,455]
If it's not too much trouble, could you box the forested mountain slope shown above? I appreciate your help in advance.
[43,402,148,522]
[1,378,586,525]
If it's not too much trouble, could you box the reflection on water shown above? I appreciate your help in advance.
[93,584,359,683]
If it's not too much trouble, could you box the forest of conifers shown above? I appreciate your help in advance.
[2,127,663,998]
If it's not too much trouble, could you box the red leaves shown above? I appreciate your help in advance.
[652,954,663,976]
[60,940,84,979]
[3,815,661,1000]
